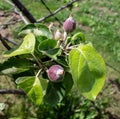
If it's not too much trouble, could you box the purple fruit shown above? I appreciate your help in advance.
[47,65,64,82]
[63,15,76,33]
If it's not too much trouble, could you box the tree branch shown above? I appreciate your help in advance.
[37,0,79,22]
[106,62,120,74]
[41,0,62,25]
[11,0,36,23]
[0,19,22,29]
[0,34,11,50]
[0,89,26,95]
[4,0,29,24]
[0,35,18,46]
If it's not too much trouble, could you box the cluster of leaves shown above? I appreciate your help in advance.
[0,23,106,106]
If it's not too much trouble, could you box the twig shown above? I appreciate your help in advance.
[0,34,11,50]
[0,19,22,28]
[37,0,79,22]
[4,0,29,24]
[106,62,120,74]
[11,0,36,23]
[0,16,14,30]
[0,89,26,95]
[13,7,29,24]
[32,53,47,71]
[0,35,18,46]
[18,11,29,24]
[40,0,62,25]
[4,0,15,6]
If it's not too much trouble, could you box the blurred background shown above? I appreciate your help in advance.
[0,0,120,119]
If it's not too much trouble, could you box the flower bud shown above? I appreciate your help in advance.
[48,22,54,32]
[47,65,64,82]
[54,29,62,40]
[63,15,76,33]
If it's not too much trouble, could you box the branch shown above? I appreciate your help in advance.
[0,16,15,30]
[37,0,79,22]
[4,0,29,24]
[5,0,15,6]
[11,0,36,23]
[41,0,62,25]
[0,19,22,28]
[0,89,26,95]
[0,35,18,46]
[106,62,120,74]
[0,34,11,50]
[14,6,30,24]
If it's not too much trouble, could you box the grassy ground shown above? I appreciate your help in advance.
[0,0,120,118]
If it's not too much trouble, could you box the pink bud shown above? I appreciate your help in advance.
[63,15,76,33]
[47,65,64,82]
[54,29,62,40]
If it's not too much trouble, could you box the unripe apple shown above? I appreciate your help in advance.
[47,65,64,82]
[63,15,76,33]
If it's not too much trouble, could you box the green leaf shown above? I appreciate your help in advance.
[38,39,60,60]
[71,32,85,45]
[69,43,106,100]
[63,72,73,94]
[19,23,52,38]
[12,70,35,80]
[34,24,52,38]
[36,36,48,44]
[41,48,61,60]
[56,56,69,68]
[0,57,33,75]
[0,103,5,111]
[39,39,57,50]
[44,82,65,106]
[16,76,43,105]
[35,36,48,59]
[21,24,35,30]
[4,33,35,57]
[39,78,49,95]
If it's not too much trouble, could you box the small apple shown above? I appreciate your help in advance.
[47,65,64,82]
[63,15,76,33]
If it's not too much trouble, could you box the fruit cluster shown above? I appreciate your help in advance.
[47,15,76,82]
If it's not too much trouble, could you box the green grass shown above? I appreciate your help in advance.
[0,0,11,10]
